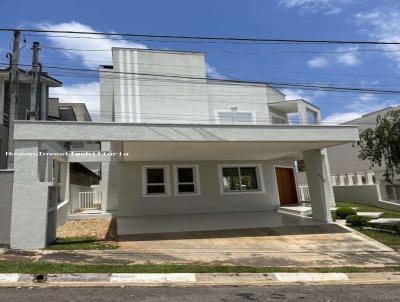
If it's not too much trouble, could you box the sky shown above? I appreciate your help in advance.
[0,0,400,123]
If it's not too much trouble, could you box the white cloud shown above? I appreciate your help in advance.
[205,63,225,79]
[50,82,100,120]
[282,88,326,101]
[336,46,360,66]
[322,94,400,124]
[279,0,355,14]
[37,21,147,68]
[356,9,400,68]
[307,47,360,69]
[323,111,362,124]
[307,56,329,68]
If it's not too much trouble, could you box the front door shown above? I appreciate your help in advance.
[275,167,298,205]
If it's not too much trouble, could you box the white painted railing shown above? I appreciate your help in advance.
[331,172,375,186]
[298,185,310,202]
[79,191,102,210]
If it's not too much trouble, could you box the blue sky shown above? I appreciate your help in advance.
[0,0,400,123]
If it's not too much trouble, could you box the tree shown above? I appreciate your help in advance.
[357,109,400,183]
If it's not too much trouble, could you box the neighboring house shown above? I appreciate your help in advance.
[7,48,359,249]
[0,70,98,246]
[0,68,62,169]
[326,107,400,205]
[0,68,62,246]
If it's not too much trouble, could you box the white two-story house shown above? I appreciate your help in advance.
[8,48,359,249]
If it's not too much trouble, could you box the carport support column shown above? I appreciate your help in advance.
[10,141,49,249]
[303,149,332,223]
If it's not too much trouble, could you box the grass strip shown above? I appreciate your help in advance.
[0,262,400,274]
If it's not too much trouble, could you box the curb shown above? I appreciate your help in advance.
[0,272,399,286]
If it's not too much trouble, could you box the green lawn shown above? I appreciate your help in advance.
[354,227,400,251]
[335,201,400,251]
[47,237,119,250]
[0,261,400,274]
[336,201,400,218]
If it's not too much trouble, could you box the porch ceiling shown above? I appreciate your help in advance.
[122,141,340,161]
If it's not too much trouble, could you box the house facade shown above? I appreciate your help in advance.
[7,48,359,249]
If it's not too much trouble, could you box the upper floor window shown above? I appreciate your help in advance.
[216,110,255,125]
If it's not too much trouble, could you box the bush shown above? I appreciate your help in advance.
[336,207,357,219]
[331,211,336,222]
[395,223,400,234]
[346,215,371,227]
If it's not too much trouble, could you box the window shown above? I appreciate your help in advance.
[295,160,306,173]
[216,110,255,124]
[218,164,264,194]
[142,166,170,196]
[173,165,200,195]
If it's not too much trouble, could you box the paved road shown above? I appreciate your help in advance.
[0,285,399,301]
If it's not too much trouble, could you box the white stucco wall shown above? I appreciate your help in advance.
[116,158,295,235]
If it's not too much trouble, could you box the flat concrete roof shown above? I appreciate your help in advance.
[14,121,359,145]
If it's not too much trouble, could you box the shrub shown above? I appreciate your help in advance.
[331,211,336,222]
[395,223,400,234]
[346,215,371,227]
[336,207,357,219]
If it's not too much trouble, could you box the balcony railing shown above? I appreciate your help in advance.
[298,185,311,202]
[331,172,375,186]
[79,191,102,210]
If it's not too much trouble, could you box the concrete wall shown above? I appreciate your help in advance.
[117,158,295,235]
[333,185,381,204]
[56,200,70,227]
[0,170,13,245]
[333,184,400,211]
[102,48,286,125]
[0,124,8,169]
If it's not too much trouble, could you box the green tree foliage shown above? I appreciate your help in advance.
[358,109,400,183]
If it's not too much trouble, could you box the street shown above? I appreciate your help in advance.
[0,285,399,301]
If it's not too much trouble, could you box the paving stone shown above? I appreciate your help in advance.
[356,212,384,218]
[369,218,400,225]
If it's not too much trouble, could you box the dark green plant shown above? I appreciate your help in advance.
[346,215,371,227]
[357,109,400,183]
[336,207,356,219]
[395,222,400,234]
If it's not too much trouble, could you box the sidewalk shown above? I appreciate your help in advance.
[1,272,400,287]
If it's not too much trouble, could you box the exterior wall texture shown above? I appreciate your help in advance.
[0,170,13,245]
[101,48,287,125]
[117,159,295,235]
[333,185,381,204]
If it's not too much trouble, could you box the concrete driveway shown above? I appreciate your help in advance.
[3,220,399,268]
[114,223,400,267]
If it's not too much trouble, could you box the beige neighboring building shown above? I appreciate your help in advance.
[326,107,400,205]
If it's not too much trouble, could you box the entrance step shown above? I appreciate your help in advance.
[68,211,113,220]
[278,205,312,217]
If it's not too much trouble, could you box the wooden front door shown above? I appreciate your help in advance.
[275,167,298,205]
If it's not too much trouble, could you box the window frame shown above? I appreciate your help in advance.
[215,110,256,125]
[173,165,201,196]
[142,165,171,197]
[218,164,265,195]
